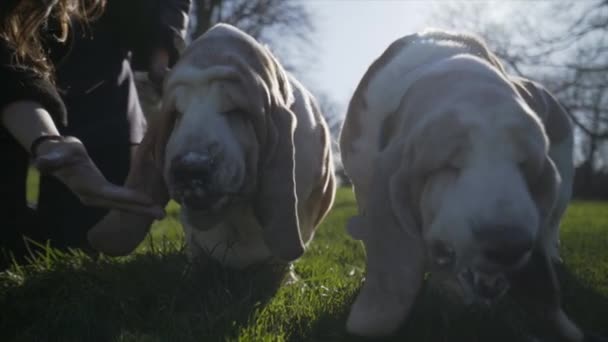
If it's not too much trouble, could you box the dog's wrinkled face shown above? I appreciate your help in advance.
[163,76,259,227]
[411,90,552,305]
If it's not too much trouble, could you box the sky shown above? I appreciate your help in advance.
[300,1,556,112]
[304,1,437,110]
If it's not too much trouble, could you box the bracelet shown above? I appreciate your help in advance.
[30,135,63,158]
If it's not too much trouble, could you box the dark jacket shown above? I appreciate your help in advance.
[0,39,65,260]
[0,0,191,262]
[49,0,191,146]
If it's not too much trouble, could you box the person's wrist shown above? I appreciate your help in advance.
[150,48,170,69]
[30,134,64,159]
[149,48,170,88]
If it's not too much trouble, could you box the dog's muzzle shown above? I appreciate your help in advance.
[458,268,510,304]
[169,151,227,210]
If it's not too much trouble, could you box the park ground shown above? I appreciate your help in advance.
[1,183,607,341]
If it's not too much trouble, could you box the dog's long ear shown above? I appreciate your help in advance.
[346,151,426,337]
[87,106,173,256]
[530,156,561,234]
[513,77,572,145]
[513,77,572,231]
[534,156,560,214]
[253,105,303,262]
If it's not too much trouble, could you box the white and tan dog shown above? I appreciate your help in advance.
[340,30,582,340]
[87,24,335,268]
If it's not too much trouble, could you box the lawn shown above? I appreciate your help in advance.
[1,185,607,342]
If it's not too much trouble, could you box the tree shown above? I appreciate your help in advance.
[190,0,314,71]
[138,0,315,120]
[192,0,312,40]
[314,92,349,185]
[137,0,349,180]
[432,0,608,197]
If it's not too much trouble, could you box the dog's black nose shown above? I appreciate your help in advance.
[169,152,221,209]
[429,240,455,268]
[473,273,508,301]
[170,152,214,182]
[474,225,534,267]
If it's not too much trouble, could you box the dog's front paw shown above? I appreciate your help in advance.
[346,278,410,338]
[584,332,608,342]
[346,215,367,241]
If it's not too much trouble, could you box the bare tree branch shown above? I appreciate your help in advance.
[431,0,608,175]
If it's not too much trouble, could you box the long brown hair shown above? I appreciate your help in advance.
[0,0,106,80]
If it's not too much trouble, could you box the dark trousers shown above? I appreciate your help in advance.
[0,133,131,270]
[1,59,141,269]
[36,143,130,252]
[0,132,41,268]
[35,60,136,254]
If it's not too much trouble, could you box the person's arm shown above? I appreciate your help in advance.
[148,47,171,92]
[1,101,164,219]
[1,101,60,150]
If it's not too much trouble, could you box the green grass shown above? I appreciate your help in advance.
[1,186,608,342]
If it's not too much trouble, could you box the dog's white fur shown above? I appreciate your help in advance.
[87,24,335,268]
[340,30,579,340]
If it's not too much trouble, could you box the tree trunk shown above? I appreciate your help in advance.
[194,0,223,39]
[583,108,601,193]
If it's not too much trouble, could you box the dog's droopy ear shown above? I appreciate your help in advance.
[253,105,304,262]
[87,116,170,256]
[531,156,560,222]
[346,154,426,338]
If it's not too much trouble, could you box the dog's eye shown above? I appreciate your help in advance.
[172,110,183,122]
[518,161,530,176]
[519,160,543,188]
[444,148,465,173]
[223,109,247,117]
[445,162,461,173]
[421,165,459,185]
[436,162,461,176]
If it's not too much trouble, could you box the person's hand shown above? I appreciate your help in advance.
[33,136,165,219]
[148,48,170,94]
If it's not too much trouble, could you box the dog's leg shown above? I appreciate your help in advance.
[508,246,583,342]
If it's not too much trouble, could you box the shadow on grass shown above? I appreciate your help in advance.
[557,262,608,337]
[0,250,287,342]
[1,261,606,342]
[297,264,608,342]
[298,284,533,342]
[1,199,606,342]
